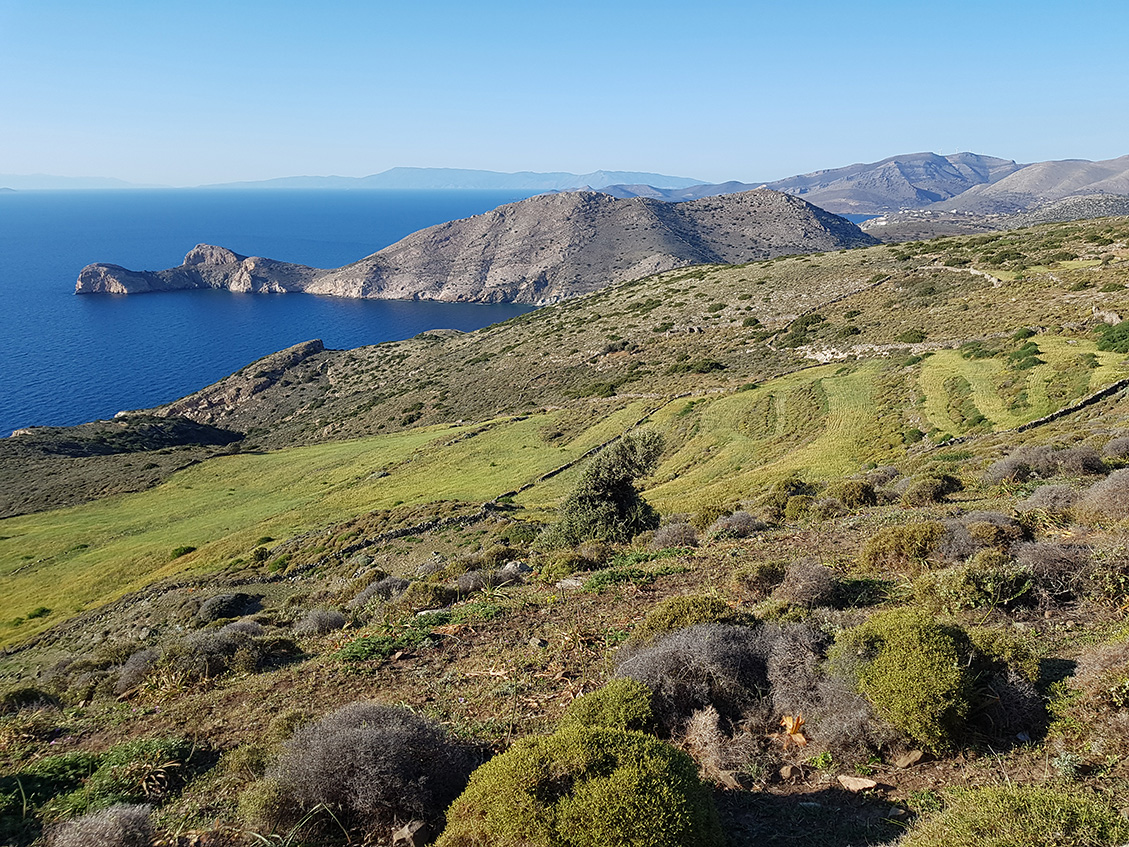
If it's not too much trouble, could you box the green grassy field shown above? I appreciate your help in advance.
[917,338,1129,434]
[0,404,670,644]
[7,336,1129,649]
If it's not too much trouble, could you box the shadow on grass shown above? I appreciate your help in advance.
[717,785,906,847]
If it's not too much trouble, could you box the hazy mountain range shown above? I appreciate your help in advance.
[199,168,705,191]
[602,153,1129,215]
[0,168,703,192]
[8,152,1129,217]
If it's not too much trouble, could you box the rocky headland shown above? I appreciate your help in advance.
[75,189,877,305]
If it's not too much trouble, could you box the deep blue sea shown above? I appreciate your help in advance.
[0,189,538,436]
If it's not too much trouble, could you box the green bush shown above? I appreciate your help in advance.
[757,475,818,522]
[901,474,963,506]
[729,560,786,599]
[394,581,459,611]
[783,494,815,521]
[913,551,1033,614]
[832,609,973,751]
[858,522,946,572]
[625,596,739,648]
[539,432,664,548]
[558,679,658,734]
[900,784,1129,847]
[827,479,878,509]
[437,727,722,847]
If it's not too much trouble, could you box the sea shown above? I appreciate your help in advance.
[0,189,539,436]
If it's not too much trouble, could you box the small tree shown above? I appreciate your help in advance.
[541,431,664,548]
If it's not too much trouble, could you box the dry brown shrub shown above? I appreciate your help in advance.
[651,522,699,549]
[1075,468,1129,522]
[769,560,836,609]
[265,702,477,838]
[1017,484,1078,514]
[46,804,153,847]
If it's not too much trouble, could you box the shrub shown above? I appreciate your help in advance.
[293,608,346,636]
[729,561,786,599]
[625,596,738,649]
[769,560,837,609]
[765,623,892,757]
[436,727,722,847]
[616,623,773,733]
[899,785,1129,847]
[46,804,153,847]
[913,551,1032,613]
[901,474,963,506]
[394,581,458,611]
[827,479,877,509]
[866,466,901,487]
[196,592,256,624]
[812,497,846,519]
[757,475,817,522]
[163,629,253,680]
[349,575,409,610]
[832,609,974,751]
[706,510,764,539]
[783,494,815,520]
[1013,541,1092,606]
[1017,484,1078,514]
[113,649,160,695]
[0,685,59,714]
[1056,446,1107,476]
[456,569,500,595]
[539,431,664,547]
[1072,640,1129,711]
[262,702,477,838]
[1103,435,1129,459]
[985,445,1108,485]
[650,522,698,549]
[858,521,946,572]
[1075,468,1129,522]
[558,679,658,734]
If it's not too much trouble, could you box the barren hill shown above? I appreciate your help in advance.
[603,153,1021,213]
[938,155,1129,213]
[75,190,876,304]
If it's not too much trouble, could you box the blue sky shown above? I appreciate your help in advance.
[1,0,1126,185]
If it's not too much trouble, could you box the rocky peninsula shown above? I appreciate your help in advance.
[76,190,878,305]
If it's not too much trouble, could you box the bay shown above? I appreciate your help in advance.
[0,189,538,436]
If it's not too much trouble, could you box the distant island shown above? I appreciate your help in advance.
[201,167,705,191]
[0,167,703,192]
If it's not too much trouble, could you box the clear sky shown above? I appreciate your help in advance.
[1,0,1126,186]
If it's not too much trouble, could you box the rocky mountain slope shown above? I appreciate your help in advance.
[938,155,1129,213]
[602,153,1021,213]
[75,190,877,304]
[604,153,1129,219]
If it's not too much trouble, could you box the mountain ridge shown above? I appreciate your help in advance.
[599,152,1129,217]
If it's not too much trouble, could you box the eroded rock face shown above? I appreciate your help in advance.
[159,339,326,421]
[76,190,878,304]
